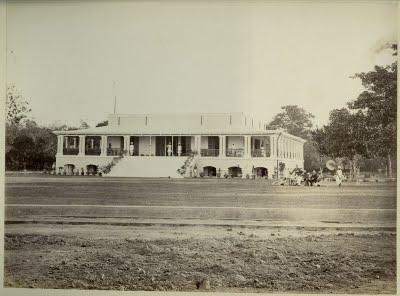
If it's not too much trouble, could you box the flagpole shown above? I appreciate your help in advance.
[113,81,117,114]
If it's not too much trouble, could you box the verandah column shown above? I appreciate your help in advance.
[284,138,288,159]
[297,142,300,160]
[219,135,223,157]
[270,136,275,157]
[290,140,294,159]
[124,136,129,154]
[276,136,280,158]
[195,135,201,155]
[243,136,247,157]
[101,135,107,156]
[300,143,303,161]
[79,135,85,155]
[57,135,63,155]
[290,140,293,159]
[283,138,286,159]
[245,135,251,157]
[221,135,225,157]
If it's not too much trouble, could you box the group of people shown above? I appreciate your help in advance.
[280,166,345,187]
[280,168,322,186]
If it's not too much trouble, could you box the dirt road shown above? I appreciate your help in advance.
[4,175,397,293]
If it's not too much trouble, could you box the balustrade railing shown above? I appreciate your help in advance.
[85,148,102,155]
[252,149,266,157]
[200,149,219,157]
[107,148,123,156]
[226,148,244,157]
[63,148,79,155]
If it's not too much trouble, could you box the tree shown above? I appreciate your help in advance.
[266,105,320,170]
[266,105,315,139]
[7,134,35,170]
[312,108,369,179]
[312,44,397,178]
[6,120,57,170]
[348,61,397,177]
[6,85,31,126]
[48,122,79,131]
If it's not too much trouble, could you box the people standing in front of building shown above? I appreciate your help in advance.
[167,142,172,156]
[309,170,319,186]
[129,142,134,156]
[335,166,344,186]
[178,142,182,156]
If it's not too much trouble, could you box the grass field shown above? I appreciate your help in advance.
[4,174,397,293]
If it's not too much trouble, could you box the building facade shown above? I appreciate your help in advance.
[54,113,306,178]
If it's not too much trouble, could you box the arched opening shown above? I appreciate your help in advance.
[64,164,75,175]
[86,164,98,175]
[203,166,217,177]
[255,167,268,178]
[228,166,242,178]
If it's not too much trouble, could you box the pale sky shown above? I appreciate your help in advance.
[6,0,397,128]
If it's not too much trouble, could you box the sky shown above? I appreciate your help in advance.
[6,0,398,128]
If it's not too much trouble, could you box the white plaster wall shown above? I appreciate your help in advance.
[56,153,304,177]
[195,157,303,177]
[56,155,114,172]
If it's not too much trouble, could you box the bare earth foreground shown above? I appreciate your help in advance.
[4,174,397,294]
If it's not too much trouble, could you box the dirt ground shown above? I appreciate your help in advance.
[4,225,396,293]
[4,175,397,293]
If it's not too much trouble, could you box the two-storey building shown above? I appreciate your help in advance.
[54,113,306,178]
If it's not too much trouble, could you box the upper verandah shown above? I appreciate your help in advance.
[53,112,306,143]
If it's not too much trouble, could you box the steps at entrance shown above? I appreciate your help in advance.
[105,156,186,178]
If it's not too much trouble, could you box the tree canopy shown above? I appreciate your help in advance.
[6,85,31,126]
[312,47,397,177]
[266,105,315,139]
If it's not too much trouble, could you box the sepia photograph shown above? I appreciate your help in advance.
[2,0,398,294]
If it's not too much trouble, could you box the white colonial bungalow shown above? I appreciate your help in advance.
[54,113,306,178]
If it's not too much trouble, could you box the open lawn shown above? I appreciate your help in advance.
[4,174,397,293]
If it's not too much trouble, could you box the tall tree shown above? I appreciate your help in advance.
[312,108,369,178]
[266,105,320,170]
[348,60,397,177]
[5,86,57,170]
[6,85,31,126]
[6,120,57,170]
[266,105,315,139]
